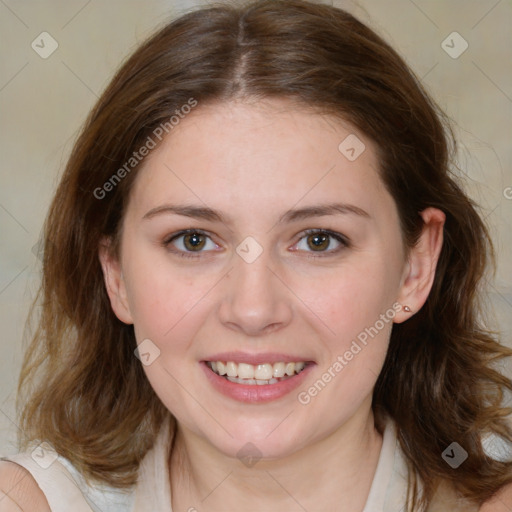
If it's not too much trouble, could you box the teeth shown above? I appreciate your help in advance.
[208,360,307,381]
[254,364,273,380]
[226,361,237,377]
[217,361,226,376]
[238,363,254,379]
[227,376,280,385]
[273,362,285,378]
[285,362,295,376]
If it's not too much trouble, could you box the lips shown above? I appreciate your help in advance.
[201,353,315,403]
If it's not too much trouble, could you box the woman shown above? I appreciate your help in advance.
[1,0,511,510]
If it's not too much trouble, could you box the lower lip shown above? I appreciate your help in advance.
[201,362,315,403]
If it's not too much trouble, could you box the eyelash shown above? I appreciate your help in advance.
[295,229,350,258]
[162,228,350,259]
[163,229,218,259]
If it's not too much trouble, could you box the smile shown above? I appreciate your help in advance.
[207,361,307,385]
[202,359,314,403]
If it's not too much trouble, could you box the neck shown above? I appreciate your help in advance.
[169,401,383,512]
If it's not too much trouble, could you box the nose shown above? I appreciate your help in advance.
[217,248,293,337]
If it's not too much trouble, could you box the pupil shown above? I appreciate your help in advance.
[185,233,205,251]
[308,233,329,251]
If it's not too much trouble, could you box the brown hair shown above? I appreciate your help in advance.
[18,0,512,509]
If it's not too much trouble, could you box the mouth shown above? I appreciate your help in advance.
[201,357,315,403]
[206,360,308,385]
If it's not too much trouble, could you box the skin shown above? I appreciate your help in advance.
[99,98,445,512]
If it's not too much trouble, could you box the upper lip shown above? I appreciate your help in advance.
[203,352,315,365]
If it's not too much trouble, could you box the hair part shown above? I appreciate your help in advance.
[18,1,512,509]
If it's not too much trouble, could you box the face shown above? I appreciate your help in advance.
[101,99,426,460]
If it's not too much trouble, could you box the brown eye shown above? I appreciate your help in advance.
[293,229,349,256]
[183,232,206,251]
[306,232,331,251]
[164,230,218,255]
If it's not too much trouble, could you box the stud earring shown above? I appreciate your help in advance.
[403,305,411,313]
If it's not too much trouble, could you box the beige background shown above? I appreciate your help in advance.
[1,0,511,455]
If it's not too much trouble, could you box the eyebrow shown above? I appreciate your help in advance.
[279,203,370,223]
[143,204,227,222]
[142,202,370,223]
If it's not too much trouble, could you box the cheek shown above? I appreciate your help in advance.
[122,247,216,344]
[289,254,401,409]
[297,262,398,345]
[122,251,219,414]
[297,277,394,415]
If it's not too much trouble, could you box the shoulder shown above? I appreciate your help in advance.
[479,483,512,512]
[0,460,50,512]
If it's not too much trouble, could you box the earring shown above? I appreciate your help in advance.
[403,305,411,313]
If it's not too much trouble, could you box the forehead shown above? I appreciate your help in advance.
[126,99,394,225]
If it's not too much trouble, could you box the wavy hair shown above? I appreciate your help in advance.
[18,0,512,509]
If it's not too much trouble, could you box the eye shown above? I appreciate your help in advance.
[292,229,349,256]
[164,229,219,256]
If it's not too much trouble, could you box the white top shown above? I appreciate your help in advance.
[1,417,480,511]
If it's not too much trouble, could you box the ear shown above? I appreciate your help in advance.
[98,238,134,325]
[394,207,445,323]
